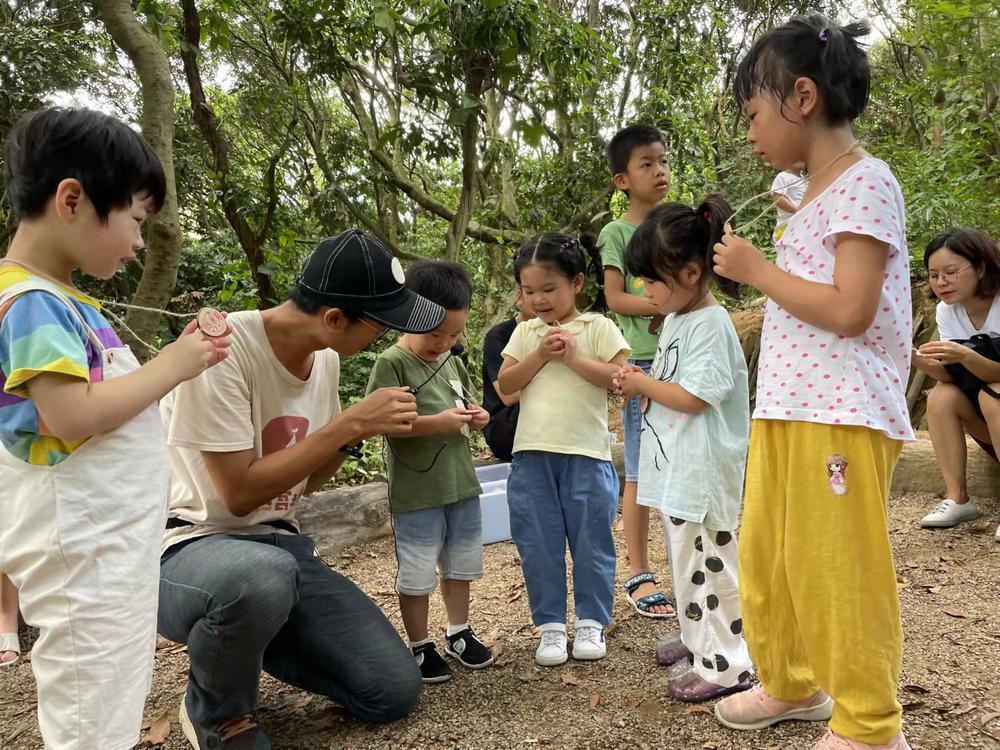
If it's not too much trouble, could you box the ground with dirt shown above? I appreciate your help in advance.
[1,490,998,750]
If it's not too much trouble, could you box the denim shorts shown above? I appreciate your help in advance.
[392,496,483,595]
[623,358,653,483]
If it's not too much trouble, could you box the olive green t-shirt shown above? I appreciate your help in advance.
[365,345,482,514]
[598,219,659,360]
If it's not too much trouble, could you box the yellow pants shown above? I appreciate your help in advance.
[739,420,904,744]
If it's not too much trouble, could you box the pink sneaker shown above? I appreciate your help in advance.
[715,685,833,730]
[814,729,912,750]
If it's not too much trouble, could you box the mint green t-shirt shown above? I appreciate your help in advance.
[365,345,482,514]
[598,219,659,360]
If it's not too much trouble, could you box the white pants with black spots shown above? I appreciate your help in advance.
[663,514,753,688]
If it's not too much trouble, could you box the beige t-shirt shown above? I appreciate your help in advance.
[160,311,341,551]
[502,313,629,461]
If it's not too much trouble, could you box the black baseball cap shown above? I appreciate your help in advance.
[296,229,446,333]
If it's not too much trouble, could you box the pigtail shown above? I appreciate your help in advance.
[695,194,741,299]
[817,19,871,120]
[579,234,606,311]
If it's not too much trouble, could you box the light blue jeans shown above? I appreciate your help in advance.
[623,358,653,483]
[507,451,619,625]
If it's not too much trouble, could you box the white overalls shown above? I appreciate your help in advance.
[0,280,170,749]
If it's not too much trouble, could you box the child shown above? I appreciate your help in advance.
[598,125,675,619]
[616,195,753,702]
[0,108,230,749]
[770,166,807,241]
[365,261,494,683]
[711,15,914,750]
[482,284,533,461]
[498,234,630,666]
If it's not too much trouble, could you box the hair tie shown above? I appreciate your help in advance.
[702,210,711,221]
[818,28,830,43]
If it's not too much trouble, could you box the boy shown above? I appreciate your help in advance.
[0,107,230,749]
[598,124,674,619]
[771,166,807,241]
[366,261,494,683]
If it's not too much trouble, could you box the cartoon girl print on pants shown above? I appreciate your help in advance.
[826,454,848,496]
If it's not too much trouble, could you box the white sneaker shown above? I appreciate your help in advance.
[571,619,607,661]
[535,624,568,666]
[920,499,982,528]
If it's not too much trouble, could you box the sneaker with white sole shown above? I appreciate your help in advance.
[996,524,1000,543]
[179,692,271,749]
[535,623,568,666]
[920,499,981,528]
[571,619,606,661]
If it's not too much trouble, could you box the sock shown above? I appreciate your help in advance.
[409,637,433,649]
[446,622,469,636]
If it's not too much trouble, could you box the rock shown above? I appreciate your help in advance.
[296,481,392,557]
[892,431,999,499]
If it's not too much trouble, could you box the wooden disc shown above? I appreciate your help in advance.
[196,307,227,337]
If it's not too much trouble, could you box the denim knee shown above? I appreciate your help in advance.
[351,659,422,722]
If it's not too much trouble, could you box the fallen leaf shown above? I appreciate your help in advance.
[506,591,522,603]
[895,574,911,590]
[969,520,993,533]
[949,703,976,716]
[636,698,661,721]
[981,711,1000,726]
[516,670,542,683]
[903,684,930,694]
[561,672,581,686]
[139,712,170,746]
[926,585,942,594]
[589,693,601,710]
[627,698,643,709]
[702,743,719,750]
[944,608,969,619]
[901,700,926,712]
[368,551,377,558]
[684,704,713,714]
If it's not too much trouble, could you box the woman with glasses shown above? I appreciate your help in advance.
[914,229,1000,537]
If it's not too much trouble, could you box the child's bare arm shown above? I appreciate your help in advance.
[714,232,887,337]
[384,407,472,437]
[644,378,709,413]
[498,351,546,394]
[604,269,659,317]
[26,324,228,442]
[772,193,799,214]
[565,349,629,390]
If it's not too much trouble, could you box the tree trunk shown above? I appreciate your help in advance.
[179,0,276,309]
[97,0,181,360]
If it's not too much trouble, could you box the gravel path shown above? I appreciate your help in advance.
[1,490,998,749]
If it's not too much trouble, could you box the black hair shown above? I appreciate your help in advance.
[513,233,605,310]
[624,194,740,299]
[734,14,871,124]
[923,228,1000,299]
[288,287,362,319]
[406,261,473,310]
[4,107,166,221]
[607,124,667,177]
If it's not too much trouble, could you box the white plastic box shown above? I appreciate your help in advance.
[475,463,512,545]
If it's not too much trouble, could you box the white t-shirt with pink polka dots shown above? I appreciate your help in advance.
[754,158,916,442]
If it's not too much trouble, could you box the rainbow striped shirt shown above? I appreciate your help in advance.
[0,267,122,465]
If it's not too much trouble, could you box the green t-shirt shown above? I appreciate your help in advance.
[365,345,482,514]
[598,219,659,360]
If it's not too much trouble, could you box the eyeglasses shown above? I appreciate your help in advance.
[359,318,390,343]
[928,265,973,284]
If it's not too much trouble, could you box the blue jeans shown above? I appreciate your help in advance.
[158,533,421,726]
[623,358,653,482]
[507,451,619,625]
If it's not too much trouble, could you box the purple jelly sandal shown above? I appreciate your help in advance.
[667,671,752,703]
[655,639,693,666]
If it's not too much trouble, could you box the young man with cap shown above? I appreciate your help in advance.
[157,229,445,749]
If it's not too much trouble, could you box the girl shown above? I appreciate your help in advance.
[913,229,1000,536]
[711,14,914,750]
[498,234,629,666]
[617,195,754,703]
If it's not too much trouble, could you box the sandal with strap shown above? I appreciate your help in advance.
[0,632,20,668]
[668,670,752,703]
[623,572,675,619]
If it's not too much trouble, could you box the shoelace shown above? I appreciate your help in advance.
[540,630,564,649]
[931,500,954,515]
[575,627,601,646]
[218,715,258,741]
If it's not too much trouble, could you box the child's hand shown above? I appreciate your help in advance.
[438,406,474,433]
[159,320,231,382]
[465,404,490,430]
[713,232,766,285]
[539,328,567,361]
[555,329,577,362]
[619,368,649,398]
[612,364,641,394]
